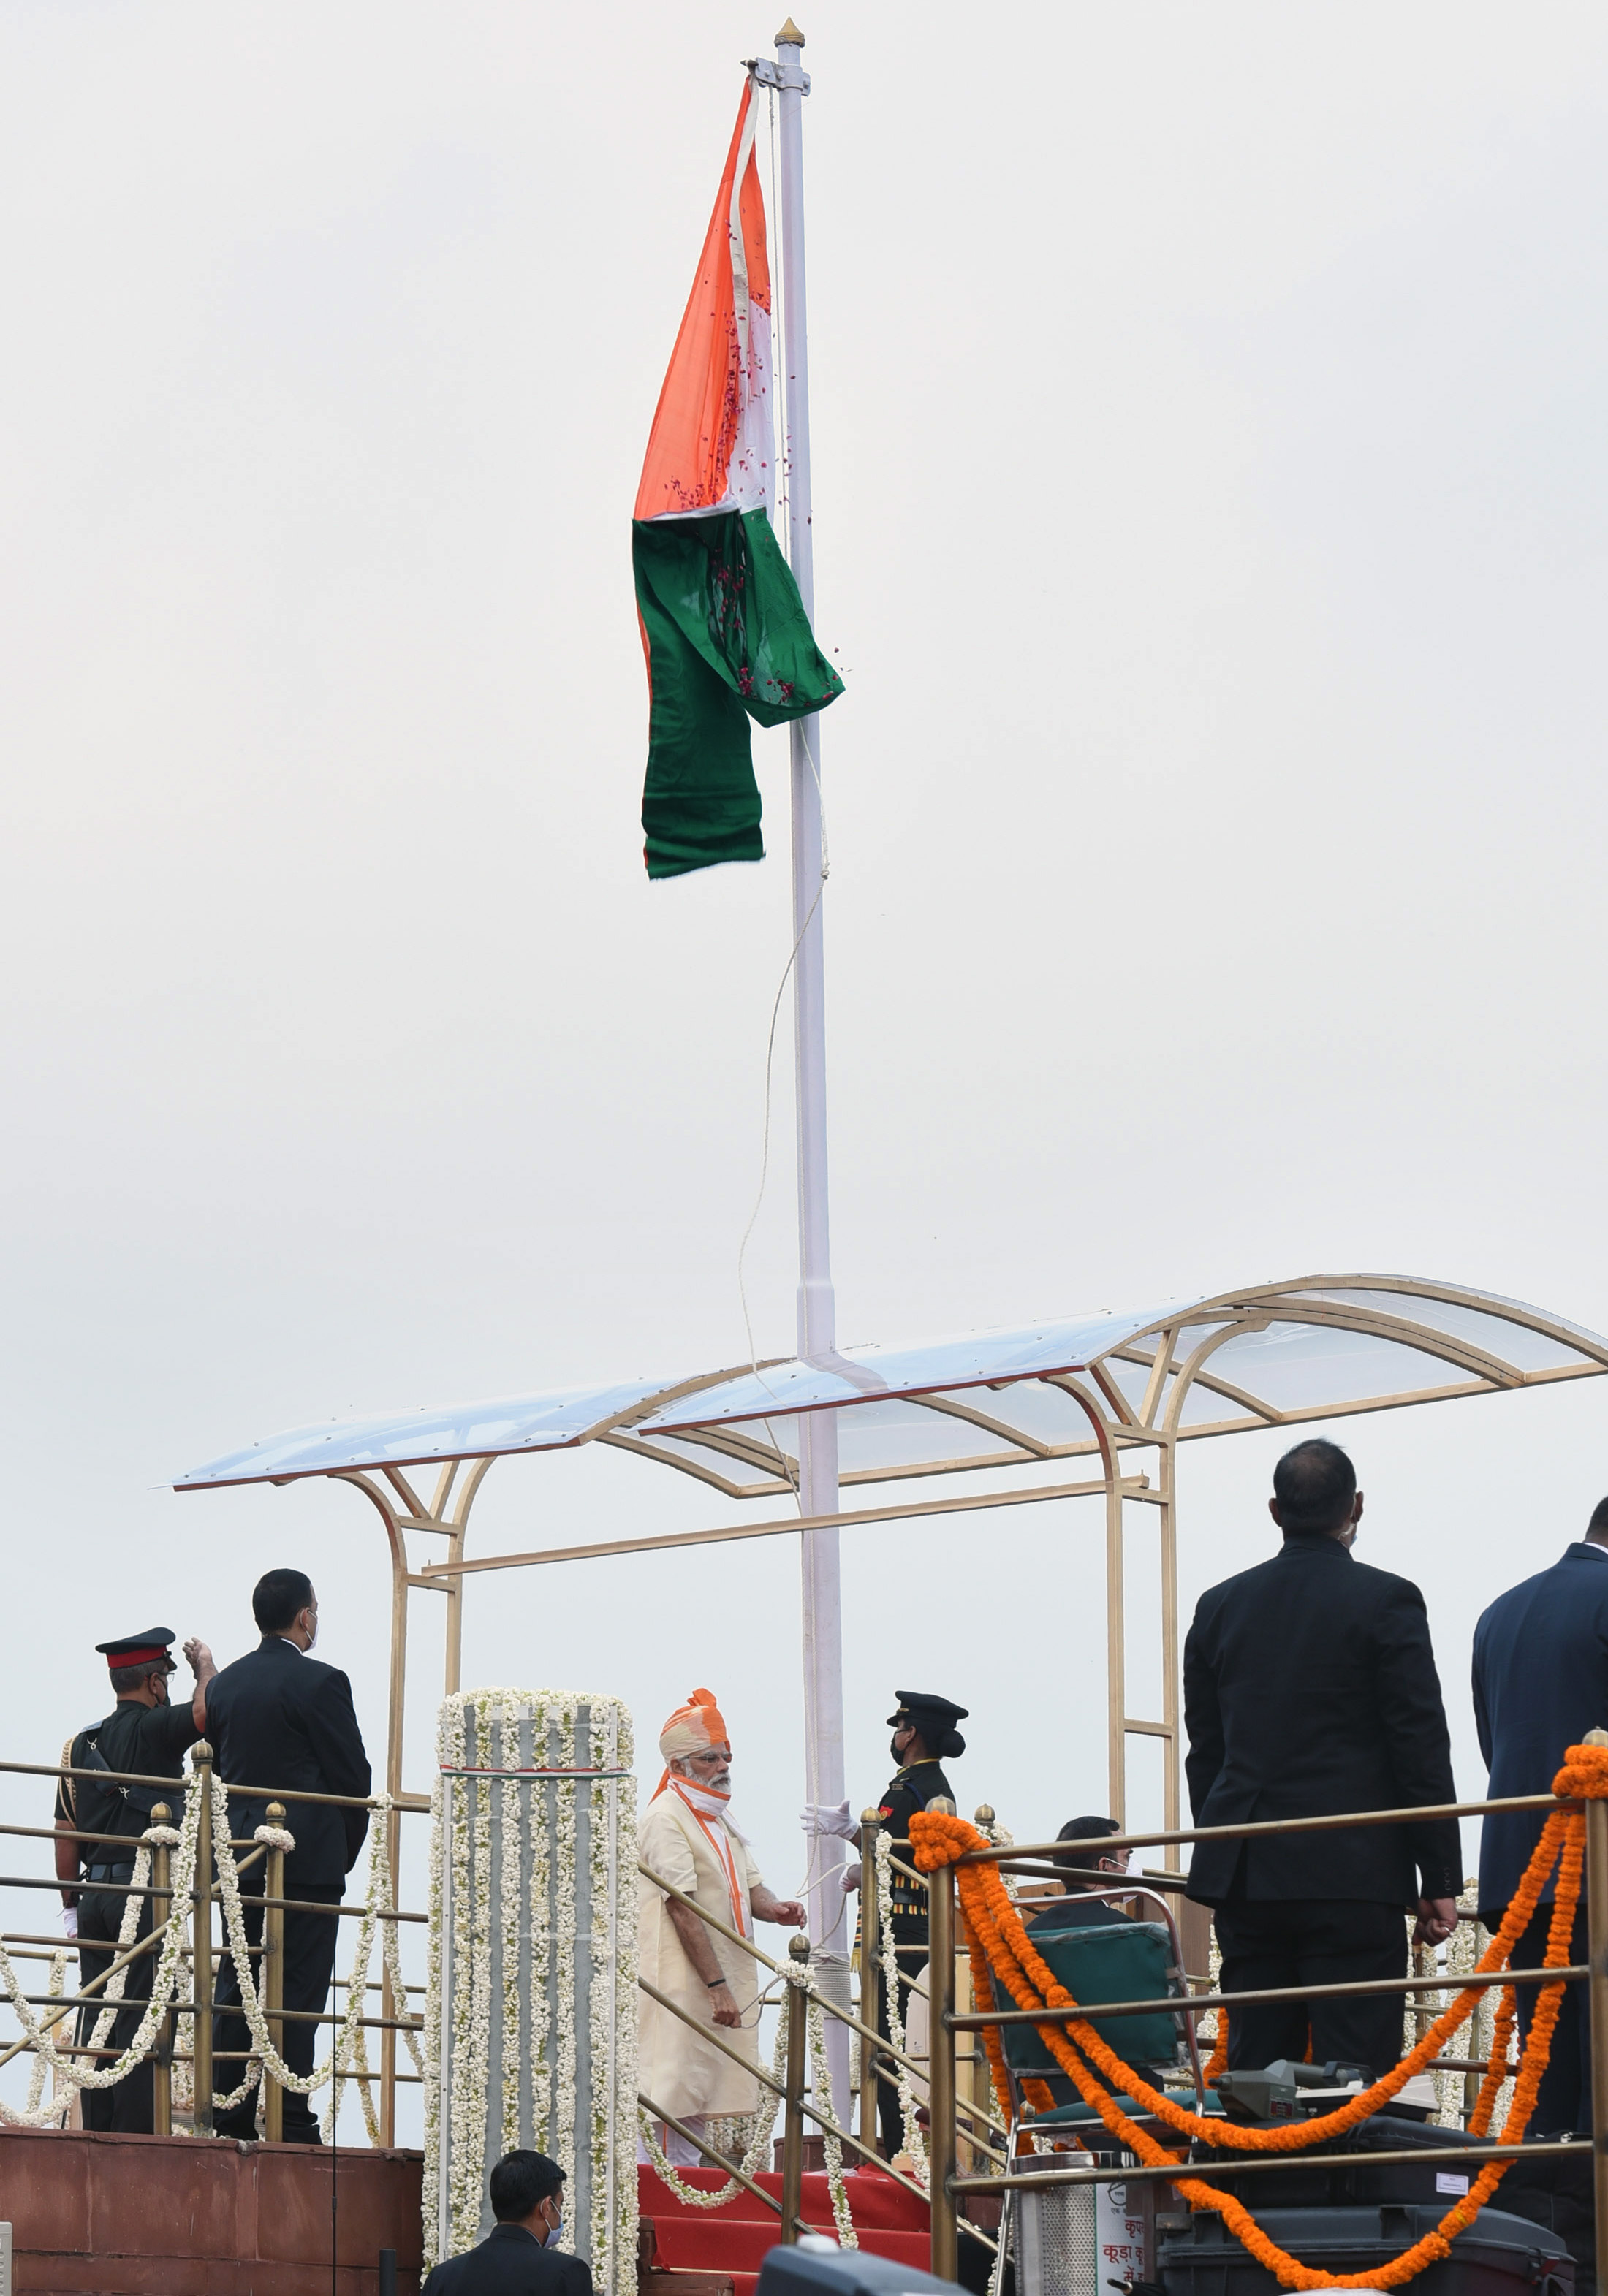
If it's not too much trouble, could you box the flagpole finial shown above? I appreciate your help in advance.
[775,16,805,44]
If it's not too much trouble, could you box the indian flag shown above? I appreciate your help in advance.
[634,77,844,881]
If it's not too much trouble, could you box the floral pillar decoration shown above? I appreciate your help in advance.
[426,1690,638,2285]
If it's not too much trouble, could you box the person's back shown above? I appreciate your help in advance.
[204,1597,370,1888]
[54,1628,214,2132]
[425,2149,593,2296]
[1474,1532,1608,1920]
[1470,1508,1608,2132]
[205,1569,370,2141]
[1183,1438,1459,2080]
[1186,1543,1456,1905]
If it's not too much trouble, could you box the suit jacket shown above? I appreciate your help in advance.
[1474,1542,1608,1920]
[423,2224,593,2296]
[203,1637,371,1885]
[1183,1535,1461,1907]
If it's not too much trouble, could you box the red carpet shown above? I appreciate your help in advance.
[640,2163,931,2296]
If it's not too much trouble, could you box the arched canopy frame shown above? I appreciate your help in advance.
[175,1271,1608,1836]
[175,1273,1608,2146]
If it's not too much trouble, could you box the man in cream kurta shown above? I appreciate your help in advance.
[637,1689,804,2167]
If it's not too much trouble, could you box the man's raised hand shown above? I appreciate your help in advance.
[753,1889,807,1927]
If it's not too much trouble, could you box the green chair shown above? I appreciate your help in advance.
[983,1894,1214,2296]
[998,1922,1180,2119]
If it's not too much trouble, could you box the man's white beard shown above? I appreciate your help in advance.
[673,1774,748,1843]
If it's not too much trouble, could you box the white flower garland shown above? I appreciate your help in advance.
[426,1691,637,2292]
[637,2009,789,2205]
[873,1829,928,2186]
[804,1985,857,2246]
[21,1951,70,2123]
[636,1962,859,2247]
[204,1778,420,2132]
[0,1790,204,2117]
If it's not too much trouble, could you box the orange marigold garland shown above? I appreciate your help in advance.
[1202,2012,1228,2088]
[910,1741,1608,2292]
[963,1903,1059,2146]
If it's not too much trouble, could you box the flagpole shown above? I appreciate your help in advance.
[773,17,852,2097]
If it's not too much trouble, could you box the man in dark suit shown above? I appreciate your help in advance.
[1472,1499,1608,2133]
[203,1567,371,2142]
[424,2151,593,2295]
[1184,1439,1462,2078]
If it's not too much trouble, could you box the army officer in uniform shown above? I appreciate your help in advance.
[805,1689,968,2158]
[53,1627,216,2130]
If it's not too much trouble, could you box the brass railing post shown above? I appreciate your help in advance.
[262,1801,287,2143]
[191,1741,214,2136]
[928,1798,959,2282]
[1582,1726,1608,2296]
[781,1934,811,2241]
[149,1802,172,2137]
[859,1809,881,2150]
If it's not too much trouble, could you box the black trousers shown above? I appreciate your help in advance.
[1506,1900,1590,2136]
[77,1883,159,2134]
[1213,1898,1407,2082]
[874,1942,928,2158]
[213,1870,343,2141]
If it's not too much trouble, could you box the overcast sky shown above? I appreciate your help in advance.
[3,1,1607,2133]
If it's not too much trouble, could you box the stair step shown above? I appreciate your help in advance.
[639,2163,931,2285]
[640,2164,928,2232]
[654,2221,931,2277]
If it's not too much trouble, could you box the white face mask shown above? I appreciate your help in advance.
[543,2206,562,2249]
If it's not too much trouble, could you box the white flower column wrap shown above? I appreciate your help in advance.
[427,1690,638,2287]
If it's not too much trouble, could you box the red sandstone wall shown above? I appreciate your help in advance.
[0,2126,424,2295]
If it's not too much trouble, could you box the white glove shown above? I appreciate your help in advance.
[61,1907,78,1940]
[840,1866,860,1893]
[800,1801,857,1842]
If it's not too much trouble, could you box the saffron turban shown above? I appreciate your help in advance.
[659,1687,729,1763]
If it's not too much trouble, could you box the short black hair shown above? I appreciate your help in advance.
[1273,1438,1357,1537]
[253,1569,314,1635]
[109,1660,172,1696]
[1054,1814,1121,1876]
[489,2149,564,2221]
[1588,1497,1608,1538]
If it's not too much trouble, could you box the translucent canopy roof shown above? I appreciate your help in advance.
[175,1274,1608,1500]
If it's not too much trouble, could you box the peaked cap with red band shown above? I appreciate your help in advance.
[95,1629,177,1670]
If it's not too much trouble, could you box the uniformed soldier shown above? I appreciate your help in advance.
[53,1627,216,2131]
[805,1688,968,2158]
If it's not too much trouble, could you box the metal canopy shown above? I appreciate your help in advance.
[175,1274,1607,1497]
[171,1272,1608,1836]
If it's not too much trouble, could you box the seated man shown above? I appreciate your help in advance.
[1028,1816,1134,1930]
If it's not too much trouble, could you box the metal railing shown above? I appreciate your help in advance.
[915,1756,1608,2291]
[2,1737,428,2143]
[636,1803,1012,2259]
